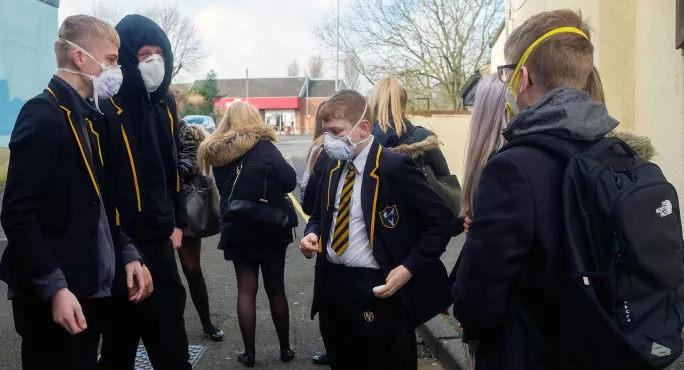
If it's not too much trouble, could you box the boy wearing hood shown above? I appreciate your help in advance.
[0,15,147,370]
[94,14,191,370]
[452,9,621,368]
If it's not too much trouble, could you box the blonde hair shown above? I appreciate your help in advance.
[306,101,327,174]
[370,76,408,136]
[460,74,509,218]
[504,9,594,93]
[198,102,267,173]
[55,15,120,68]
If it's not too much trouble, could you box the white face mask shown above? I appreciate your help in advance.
[324,104,372,161]
[138,54,165,92]
[58,38,123,114]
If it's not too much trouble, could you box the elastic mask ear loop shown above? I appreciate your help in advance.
[59,38,105,69]
[347,103,369,145]
[504,26,589,117]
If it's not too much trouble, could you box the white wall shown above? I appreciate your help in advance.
[633,0,684,212]
[406,114,471,180]
[490,31,507,74]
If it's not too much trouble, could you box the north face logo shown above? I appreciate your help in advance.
[656,200,673,217]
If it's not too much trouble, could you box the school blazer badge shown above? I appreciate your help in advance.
[379,205,399,229]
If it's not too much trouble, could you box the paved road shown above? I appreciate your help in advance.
[0,135,446,370]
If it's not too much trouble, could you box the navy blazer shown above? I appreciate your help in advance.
[451,145,569,369]
[305,140,454,327]
[0,76,132,298]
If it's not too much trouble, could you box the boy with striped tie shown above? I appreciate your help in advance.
[300,90,453,370]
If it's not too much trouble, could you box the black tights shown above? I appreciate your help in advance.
[177,237,216,331]
[233,254,291,355]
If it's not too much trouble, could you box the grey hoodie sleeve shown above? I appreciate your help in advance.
[300,166,311,202]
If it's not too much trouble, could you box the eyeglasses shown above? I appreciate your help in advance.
[496,63,518,84]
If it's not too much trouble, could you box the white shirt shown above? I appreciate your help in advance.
[326,141,380,269]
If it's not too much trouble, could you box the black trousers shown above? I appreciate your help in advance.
[99,240,191,370]
[318,261,417,370]
[13,295,109,370]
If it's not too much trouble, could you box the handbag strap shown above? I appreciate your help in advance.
[232,151,250,186]
[227,151,251,204]
[229,149,272,204]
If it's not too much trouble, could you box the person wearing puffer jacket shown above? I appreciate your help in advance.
[177,120,223,341]
[369,76,450,177]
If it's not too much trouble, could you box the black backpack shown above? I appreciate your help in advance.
[502,134,684,370]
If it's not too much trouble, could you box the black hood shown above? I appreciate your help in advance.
[373,118,432,147]
[115,14,174,102]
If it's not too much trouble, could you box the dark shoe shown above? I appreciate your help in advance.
[312,353,329,365]
[281,349,296,362]
[203,325,224,341]
[237,352,255,367]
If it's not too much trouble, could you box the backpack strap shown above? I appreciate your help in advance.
[585,136,636,159]
[500,134,580,159]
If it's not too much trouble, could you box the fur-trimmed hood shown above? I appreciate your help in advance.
[607,130,657,161]
[182,123,209,147]
[199,124,277,170]
[389,135,441,159]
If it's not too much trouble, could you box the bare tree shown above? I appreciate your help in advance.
[141,5,206,79]
[87,4,206,79]
[343,54,361,91]
[317,0,504,109]
[287,59,301,76]
[307,55,325,79]
[90,0,123,26]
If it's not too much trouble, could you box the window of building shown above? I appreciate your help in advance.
[678,0,684,49]
[39,0,59,8]
[265,110,296,131]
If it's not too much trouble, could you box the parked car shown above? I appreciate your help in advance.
[183,115,216,133]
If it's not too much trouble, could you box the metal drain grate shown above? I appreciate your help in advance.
[134,345,207,369]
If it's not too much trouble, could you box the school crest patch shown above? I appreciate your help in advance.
[379,205,399,228]
[364,311,375,323]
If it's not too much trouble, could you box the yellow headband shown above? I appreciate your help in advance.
[509,26,589,92]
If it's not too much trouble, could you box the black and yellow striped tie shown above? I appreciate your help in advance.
[331,162,356,255]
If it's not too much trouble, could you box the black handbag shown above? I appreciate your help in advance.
[284,194,299,229]
[226,154,291,228]
[423,164,463,234]
[184,174,220,238]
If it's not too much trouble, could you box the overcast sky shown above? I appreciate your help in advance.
[58,0,350,83]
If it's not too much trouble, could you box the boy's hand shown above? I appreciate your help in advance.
[125,260,146,303]
[170,228,183,250]
[140,265,154,300]
[376,265,413,298]
[300,233,319,258]
[52,288,87,335]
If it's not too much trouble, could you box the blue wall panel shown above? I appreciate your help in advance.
[0,0,58,147]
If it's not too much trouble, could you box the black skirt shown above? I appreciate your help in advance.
[219,221,293,261]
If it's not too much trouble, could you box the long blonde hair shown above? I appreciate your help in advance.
[370,76,408,136]
[198,101,265,173]
[306,101,327,174]
[460,74,509,218]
